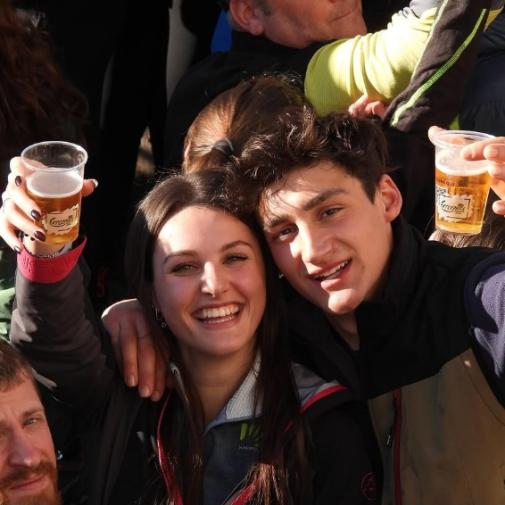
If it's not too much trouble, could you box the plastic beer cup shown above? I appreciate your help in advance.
[431,130,495,235]
[21,141,88,245]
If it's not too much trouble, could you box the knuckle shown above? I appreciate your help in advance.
[138,331,153,343]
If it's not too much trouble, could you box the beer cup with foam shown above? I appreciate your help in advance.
[431,130,495,235]
[21,141,88,245]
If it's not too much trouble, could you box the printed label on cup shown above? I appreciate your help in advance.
[435,186,473,223]
[41,205,80,235]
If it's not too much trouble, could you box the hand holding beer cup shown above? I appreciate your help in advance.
[21,141,87,245]
[460,135,505,217]
[430,130,496,235]
[0,143,97,254]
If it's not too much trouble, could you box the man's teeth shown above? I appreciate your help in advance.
[196,304,240,320]
[314,260,350,281]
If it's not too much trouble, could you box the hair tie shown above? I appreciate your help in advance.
[212,138,234,157]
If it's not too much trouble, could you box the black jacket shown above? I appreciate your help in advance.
[460,11,505,135]
[288,217,500,398]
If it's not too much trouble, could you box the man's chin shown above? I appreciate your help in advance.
[1,483,62,505]
[326,292,361,316]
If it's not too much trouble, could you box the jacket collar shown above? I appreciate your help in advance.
[169,357,344,432]
[356,216,424,336]
[231,30,303,57]
[169,358,262,433]
[230,30,325,61]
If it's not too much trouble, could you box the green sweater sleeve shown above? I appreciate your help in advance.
[305,5,502,116]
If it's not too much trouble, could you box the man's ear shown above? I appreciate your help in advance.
[376,174,403,222]
[229,0,266,36]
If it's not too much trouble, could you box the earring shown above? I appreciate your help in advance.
[153,305,168,329]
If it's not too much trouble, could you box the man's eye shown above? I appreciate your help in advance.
[322,207,342,218]
[274,227,295,241]
[25,416,43,427]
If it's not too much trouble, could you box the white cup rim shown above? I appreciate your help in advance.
[21,141,88,172]
[431,129,495,150]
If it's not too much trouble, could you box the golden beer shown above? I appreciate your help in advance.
[431,130,495,235]
[435,159,491,235]
[26,171,83,244]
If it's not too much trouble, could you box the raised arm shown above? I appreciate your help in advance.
[1,158,115,412]
[10,247,116,411]
[462,136,505,404]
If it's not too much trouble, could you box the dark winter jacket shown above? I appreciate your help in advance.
[288,217,505,505]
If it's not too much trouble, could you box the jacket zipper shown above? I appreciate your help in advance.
[392,388,403,505]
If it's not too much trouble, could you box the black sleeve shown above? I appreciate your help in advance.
[10,258,116,413]
[308,402,380,505]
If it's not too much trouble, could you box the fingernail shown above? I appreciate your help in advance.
[91,179,99,188]
[151,391,162,402]
[14,175,22,187]
[13,245,21,254]
[139,386,151,398]
[33,230,46,242]
[486,146,499,159]
[127,374,137,387]
[30,210,41,220]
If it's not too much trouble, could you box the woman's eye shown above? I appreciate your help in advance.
[171,263,196,274]
[225,254,247,264]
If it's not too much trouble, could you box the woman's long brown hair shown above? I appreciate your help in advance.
[125,170,309,505]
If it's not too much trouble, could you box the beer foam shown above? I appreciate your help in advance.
[27,171,83,198]
[437,149,489,177]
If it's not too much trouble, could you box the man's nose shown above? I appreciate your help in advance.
[8,430,42,469]
[295,226,333,265]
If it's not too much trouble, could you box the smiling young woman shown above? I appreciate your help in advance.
[5,163,377,504]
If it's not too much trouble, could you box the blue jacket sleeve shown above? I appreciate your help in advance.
[464,252,505,407]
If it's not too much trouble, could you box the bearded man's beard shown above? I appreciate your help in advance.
[0,460,61,505]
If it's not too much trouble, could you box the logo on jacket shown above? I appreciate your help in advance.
[239,422,261,451]
[361,472,377,502]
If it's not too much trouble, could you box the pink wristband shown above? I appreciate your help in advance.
[17,237,87,284]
